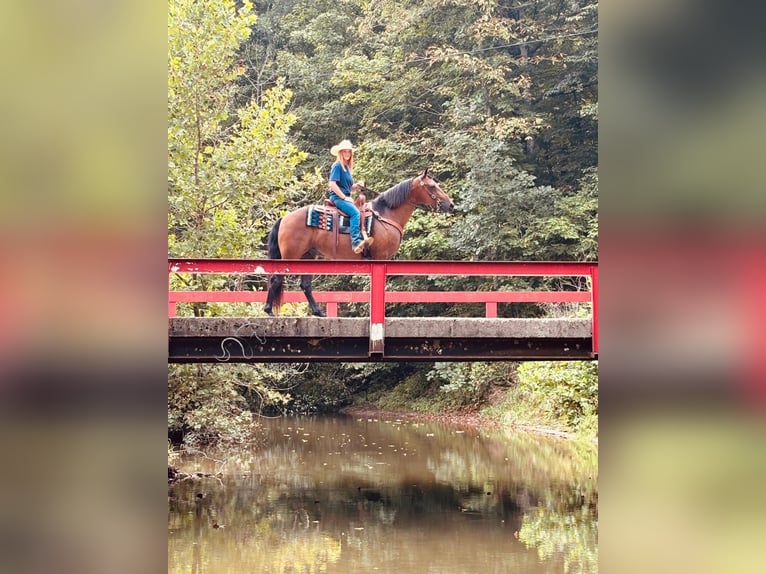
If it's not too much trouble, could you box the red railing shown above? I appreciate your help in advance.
[168,259,598,355]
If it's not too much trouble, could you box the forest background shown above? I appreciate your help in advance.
[168,0,598,446]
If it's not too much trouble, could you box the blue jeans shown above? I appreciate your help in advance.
[329,192,363,247]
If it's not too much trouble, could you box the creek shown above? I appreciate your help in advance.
[168,414,597,573]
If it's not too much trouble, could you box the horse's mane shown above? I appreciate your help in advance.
[371,179,412,212]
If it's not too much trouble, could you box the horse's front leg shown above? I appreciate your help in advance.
[300,274,325,317]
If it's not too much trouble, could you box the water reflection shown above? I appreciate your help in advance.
[168,415,597,573]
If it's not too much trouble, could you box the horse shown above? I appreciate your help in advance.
[263,167,454,316]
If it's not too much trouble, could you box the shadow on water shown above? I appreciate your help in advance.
[169,415,597,574]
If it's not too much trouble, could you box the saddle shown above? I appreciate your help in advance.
[305,195,374,256]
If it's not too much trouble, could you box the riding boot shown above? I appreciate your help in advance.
[353,236,374,254]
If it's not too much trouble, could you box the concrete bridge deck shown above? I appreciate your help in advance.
[169,317,594,362]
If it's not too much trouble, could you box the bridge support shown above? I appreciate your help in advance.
[168,317,594,363]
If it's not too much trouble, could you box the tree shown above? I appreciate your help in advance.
[516,361,598,429]
[168,0,314,444]
[168,0,311,264]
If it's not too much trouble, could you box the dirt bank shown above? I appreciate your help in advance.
[339,404,496,429]
[339,404,580,440]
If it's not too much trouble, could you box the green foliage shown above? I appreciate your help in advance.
[396,212,452,260]
[168,363,296,446]
[524,168,599,261]
[168,364,255,446]
[169,0,310,267]
[263,362,423,414]
[481,383,561,432]
[376,369,436,413]
[446,138,557,261]
[427,362,509,409]
[516,361,598,430]
[286,367,354,414]
[361,362,513,414]
[575,411,599,441]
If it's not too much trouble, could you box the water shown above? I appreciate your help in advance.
[168,415,597,573]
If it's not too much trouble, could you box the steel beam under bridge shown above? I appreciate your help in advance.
[169,317,594,363]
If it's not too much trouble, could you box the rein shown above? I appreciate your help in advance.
[360,184,406,239]
[362,176,441,237]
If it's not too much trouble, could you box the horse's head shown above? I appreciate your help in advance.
[412,167,455,213]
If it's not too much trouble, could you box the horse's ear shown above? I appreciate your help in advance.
[421,167,430,179]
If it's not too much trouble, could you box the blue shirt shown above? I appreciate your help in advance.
[329,162,354,197]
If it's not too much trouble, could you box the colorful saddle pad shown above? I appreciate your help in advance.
[306,205,373,235]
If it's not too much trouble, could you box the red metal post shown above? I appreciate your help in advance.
[369,262,386,355]
[168,266,177,317]
[485,302,498,318]
[590,264,598,356]
[326,302,338,317]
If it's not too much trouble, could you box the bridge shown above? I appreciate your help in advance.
[168,259,598,363]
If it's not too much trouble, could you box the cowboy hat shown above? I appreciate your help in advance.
[330,139,355,156]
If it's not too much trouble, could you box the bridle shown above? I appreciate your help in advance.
[409,176,442,211]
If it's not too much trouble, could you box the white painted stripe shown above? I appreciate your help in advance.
[370,323,384,341]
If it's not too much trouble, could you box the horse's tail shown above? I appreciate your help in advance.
[266,218,283,259]
[266,218,284,312]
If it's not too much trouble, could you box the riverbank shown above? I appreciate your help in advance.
[339,404,582,441]
[339,404,496,429]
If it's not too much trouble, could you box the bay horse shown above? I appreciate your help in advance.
[263,167,454,316]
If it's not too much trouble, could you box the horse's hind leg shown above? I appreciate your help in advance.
[263,274,283,316]
[300,274,325,317]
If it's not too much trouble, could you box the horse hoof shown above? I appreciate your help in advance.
[263,307,274,316]
[312,309,326,317]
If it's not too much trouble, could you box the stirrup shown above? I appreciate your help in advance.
[353,237,372,254]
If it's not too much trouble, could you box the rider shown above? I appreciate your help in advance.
[328,139,372,254]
